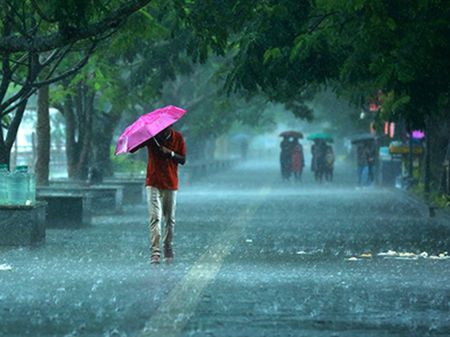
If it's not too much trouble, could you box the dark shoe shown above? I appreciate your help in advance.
[150,255,160,264]
[164,248,174,262]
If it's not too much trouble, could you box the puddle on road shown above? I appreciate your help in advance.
[345,250,450,261]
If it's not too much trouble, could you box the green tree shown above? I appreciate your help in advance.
[177,0,449,125]
[51,2,193,179]
[0,0,151,167]
[178,0,450,190]
[159,57,277,161]
[174,0,327,119]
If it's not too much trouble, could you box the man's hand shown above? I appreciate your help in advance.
[160,146,172,156]
[160,145,185,164]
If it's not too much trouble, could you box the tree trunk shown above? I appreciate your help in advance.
[0,113,9,166]
[0,141,9,168]
[63,82,95,181]
[92,111,121,177]
[64,94,79,179]
[0,102,28,169]
[76,89,94,181]
[35,85,50,185]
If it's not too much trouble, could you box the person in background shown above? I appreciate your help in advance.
[280,137,293,181]
[367,142,376,184]
[356,143,370,186]
[324,144,335,182]
[312,139,327,183]
[291,137,304,181]
[132,126,186,264]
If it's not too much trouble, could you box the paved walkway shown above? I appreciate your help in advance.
[1,160,449,337]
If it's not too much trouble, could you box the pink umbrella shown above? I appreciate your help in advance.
[115,105,186,155]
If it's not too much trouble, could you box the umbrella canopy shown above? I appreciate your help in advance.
[115,105,186,155]
[350,133,376,144]
[307,132,333,142]
[279,131,303,138]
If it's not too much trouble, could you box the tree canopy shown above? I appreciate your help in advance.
[0,0,151,165]
[176,0,450,128]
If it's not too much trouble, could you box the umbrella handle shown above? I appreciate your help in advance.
[153,137,161,148]
[153,137,173,153]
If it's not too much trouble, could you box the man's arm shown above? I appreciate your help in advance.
[160,146,186,165]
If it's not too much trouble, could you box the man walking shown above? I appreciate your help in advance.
[132,126,186,264]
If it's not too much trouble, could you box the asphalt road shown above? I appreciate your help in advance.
[1,160,449,337]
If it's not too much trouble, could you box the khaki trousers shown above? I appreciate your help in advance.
[146,186,177,257]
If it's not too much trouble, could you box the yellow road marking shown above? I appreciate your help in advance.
[140,187,271,337]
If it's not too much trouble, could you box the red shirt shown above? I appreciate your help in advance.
[145,130,186,190]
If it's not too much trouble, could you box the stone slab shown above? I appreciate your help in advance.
[0,202,46,246]
[36,192,91,228]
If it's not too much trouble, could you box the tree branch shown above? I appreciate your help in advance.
[9,53,28,72]
[1,49,95,117]
[5,0,30,38]
[5,99,27,150]
[307,11,339,33]
[0,0,151,53]
[0,55,12,103]
[30,0,58,24]
[35,42,97,87]
[0,52,39,113]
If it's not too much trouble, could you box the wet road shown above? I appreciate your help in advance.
[1,161,449,337]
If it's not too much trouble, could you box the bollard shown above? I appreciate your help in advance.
[429,206,436,218]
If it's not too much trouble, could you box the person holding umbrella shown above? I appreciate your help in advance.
[307,133,333,183]
[290,137,304,182]
[279,136,293,180]
[115,106,187,264]
[279,131,303,181]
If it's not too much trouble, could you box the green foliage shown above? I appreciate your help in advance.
[433,193,450,208]
[263,48,282,64]
[378,91,411,122]
[412,182,450,209]
[110,147,146,173]
[177,0,450,129]
[155,56,280,158]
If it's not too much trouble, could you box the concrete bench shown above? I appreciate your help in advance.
[87,185,124,213]
[36,191,92,228]
[102,178,146,204]
[0,202,47,245]
[39,185,124,214]
[51,178,145,205]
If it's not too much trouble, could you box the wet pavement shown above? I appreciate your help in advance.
[1,160,449,337]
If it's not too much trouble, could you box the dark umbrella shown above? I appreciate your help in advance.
[279,131,303,138]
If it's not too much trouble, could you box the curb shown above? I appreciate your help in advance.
[395,187,450,223]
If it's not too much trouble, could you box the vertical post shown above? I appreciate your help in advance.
[408,124,413,179]
[424,116,434,217]
[424,118,431,195]
[445,141,450,195]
